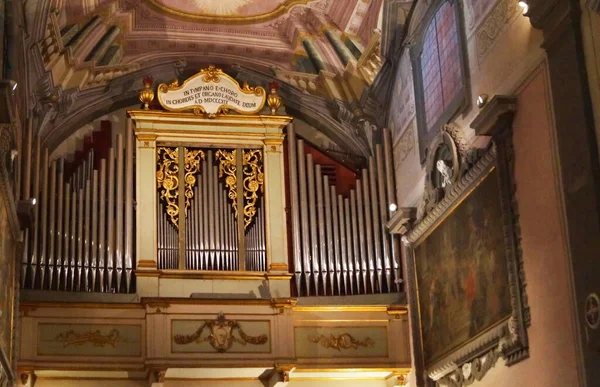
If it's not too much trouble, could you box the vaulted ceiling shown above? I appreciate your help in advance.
[20,0,412,161]
[50,0,383,72]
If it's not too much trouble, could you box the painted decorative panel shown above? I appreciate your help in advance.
[294,326,388,358]
[389,53,415,143]
[37,324,143,357]
[171,317,271,353]
[466,0,498,31]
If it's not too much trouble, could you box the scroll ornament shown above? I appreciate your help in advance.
[156,147,180,228]
[215,149,238,218]
[173,313,268,353]
[54,329,127,348]
[243,149,264,229]
[308,333,374,351]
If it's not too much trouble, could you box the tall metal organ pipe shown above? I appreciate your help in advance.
[287,128,401,296]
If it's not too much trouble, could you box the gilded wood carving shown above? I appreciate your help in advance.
[173,313,268,353]
[308,333,374,351]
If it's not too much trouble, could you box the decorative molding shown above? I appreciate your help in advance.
[470,95,518,137]
[437,349,501,387]
[308,333,374,351]
[53,329,129,348]
[476,0,519,62]
[173,313,268,353]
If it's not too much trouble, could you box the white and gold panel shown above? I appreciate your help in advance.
[294,326,388,358]
[37,323,142,357]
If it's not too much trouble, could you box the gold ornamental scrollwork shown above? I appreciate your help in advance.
[184,148,205,215]
[157,147,180,228]
[243,149,264,230]
[215,149,238,218]
[307,333,374,351]
[54,329,128,348]
[173,312,268,353]
[202,65,222,83]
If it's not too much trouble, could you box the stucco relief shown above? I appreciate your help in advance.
[149,0,314,20]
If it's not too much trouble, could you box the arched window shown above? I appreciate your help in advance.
[411,0,469,161]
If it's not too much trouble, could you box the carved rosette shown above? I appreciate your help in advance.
[243,150,264,229]
[156,147,180,228]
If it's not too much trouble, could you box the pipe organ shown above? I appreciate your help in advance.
[21,121,135,293]
[19,67,402,299]
[155,146,266,272]
[287,125,401,296]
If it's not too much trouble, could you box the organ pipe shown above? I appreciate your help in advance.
[24,124,134,293]
[289,133,401,296]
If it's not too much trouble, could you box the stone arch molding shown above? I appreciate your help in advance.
[38,60,371,159]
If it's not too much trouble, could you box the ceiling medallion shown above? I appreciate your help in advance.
[147,0,314,24]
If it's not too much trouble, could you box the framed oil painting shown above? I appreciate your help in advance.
[401,123,529,386]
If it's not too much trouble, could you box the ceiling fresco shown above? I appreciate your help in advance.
[147,0,315,22]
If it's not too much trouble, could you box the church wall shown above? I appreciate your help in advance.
[388,0,584,385]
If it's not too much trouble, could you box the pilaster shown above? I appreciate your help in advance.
[525,0,600,384]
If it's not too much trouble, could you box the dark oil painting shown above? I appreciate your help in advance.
[414,168,512,365]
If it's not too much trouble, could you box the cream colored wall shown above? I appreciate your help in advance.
[389,0,583,386]
[580,2,600,155]
[34,380,147,387]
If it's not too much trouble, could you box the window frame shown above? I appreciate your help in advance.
[410,0,470,163]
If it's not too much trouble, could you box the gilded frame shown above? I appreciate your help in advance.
[402,142,529,386]
[157,66,266,117]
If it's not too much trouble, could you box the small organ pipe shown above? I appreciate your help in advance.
[115,135,124,292]
[351,190,361,293]
[201,157,208,270]
[61,183,71,291]
[69,190,77,290]
[287,124,302,293]
[306,154,320,294]
[76,188,84,291]
[83,174,92,291]
[297,140,311,293]
[362,170,375,293]
[125,120,134,292]
[376,145,392,292]
[331,186,341,295]
[356,181,368,292]
[48,160,57,289]
[30,138,41,288]
[208,151,215,270]
[40,150,49,289]
[55,160,64,291]
[91,171,99,292]
[383,129,401,291]
[323,175,334,295]
[338,194,348,294]
[107,148,115,291]
[315,165,327,294]
[157,199,163,269]
[344,197,353,295]
[98,159,107,291]
[368,158,383,292]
